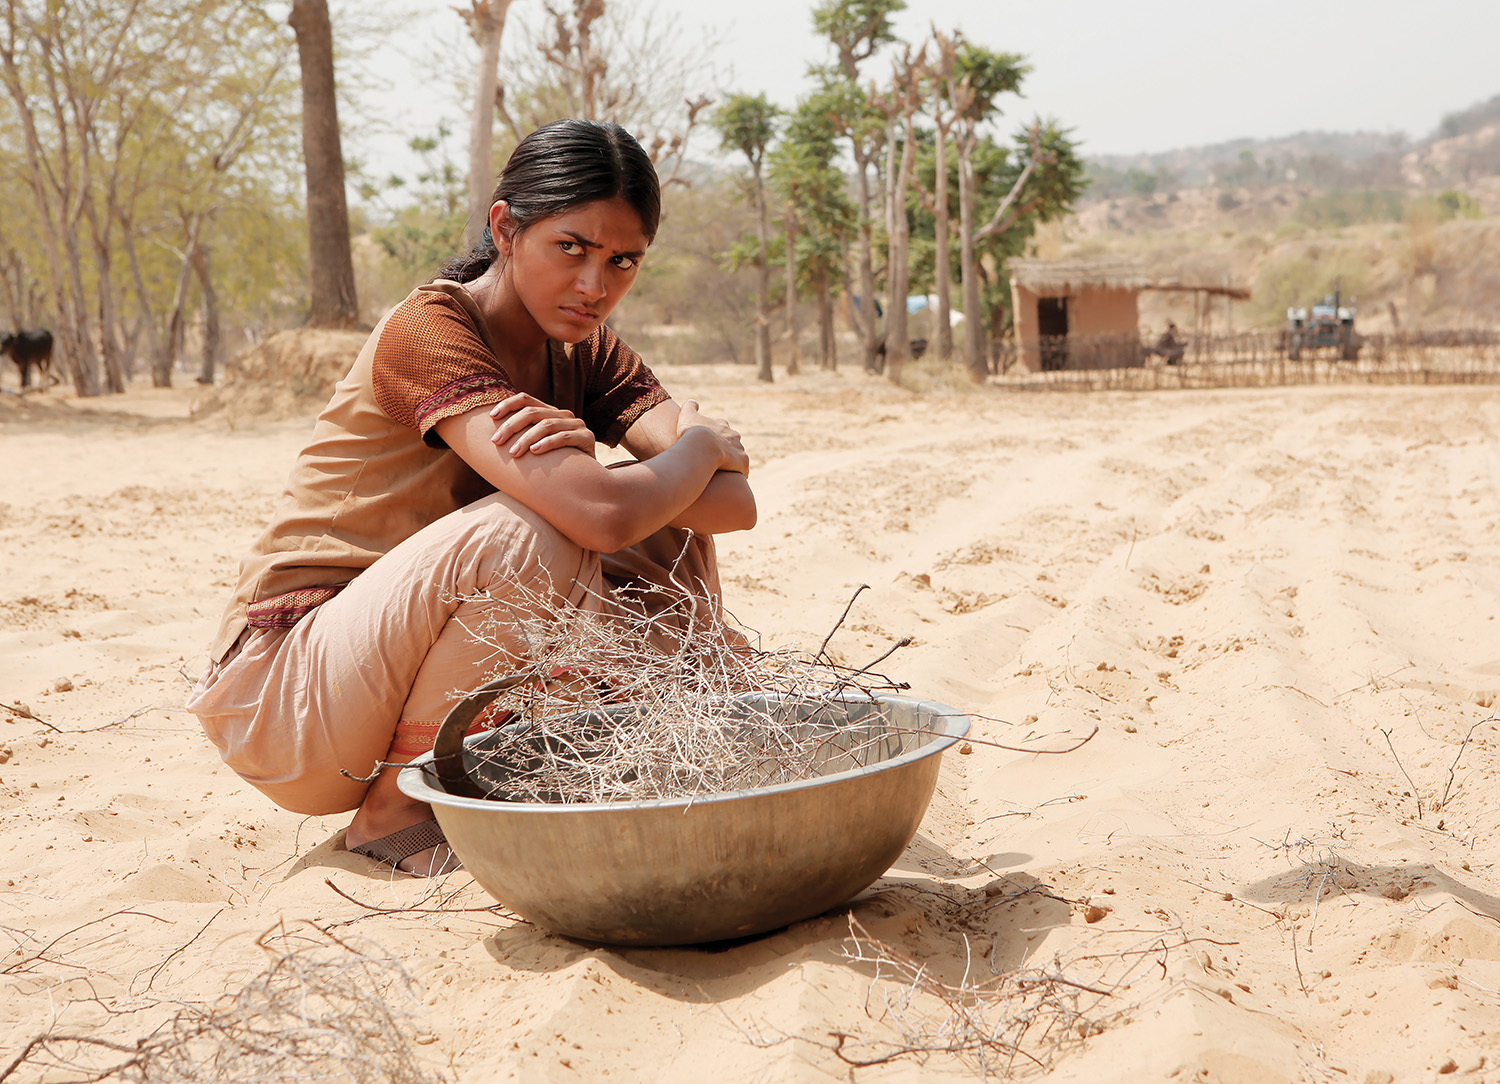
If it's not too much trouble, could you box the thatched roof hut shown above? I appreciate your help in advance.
[1008,258,1153,294]
[1005,257,1250,373]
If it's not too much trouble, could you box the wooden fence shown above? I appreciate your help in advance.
[992,330,1500,391]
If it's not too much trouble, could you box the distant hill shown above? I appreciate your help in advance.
[1086,92,1500,197]
[1055,93,1500,333]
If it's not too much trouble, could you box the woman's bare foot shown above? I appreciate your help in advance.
[345,762,458,876]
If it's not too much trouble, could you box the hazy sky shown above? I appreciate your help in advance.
[357,0,1499,173]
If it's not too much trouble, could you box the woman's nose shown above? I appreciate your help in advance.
[575,262,604,301]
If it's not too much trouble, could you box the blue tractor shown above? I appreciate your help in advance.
[1286,290,1359,361]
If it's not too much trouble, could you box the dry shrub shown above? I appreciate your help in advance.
[447,575,918,804]
[192,328,366,424]
[2,927,445,1084]
[784,914,1189,1078]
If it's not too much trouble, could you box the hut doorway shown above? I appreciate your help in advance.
[1038,296,1069,371]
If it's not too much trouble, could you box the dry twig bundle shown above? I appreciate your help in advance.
[1,927,444,1084]
[452,577,921,804]
[821,916,1155,1078]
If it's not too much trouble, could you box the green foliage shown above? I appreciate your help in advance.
[767,94,854,296]
[951,43,1029,122]
[1011,120,1087,226]
[712,93,781,169]
[0,0,306,375]
[810,0,906,77]
[1293,189,1407,229]
[360,126,468,290]
[1126,169,1159,198]
[1433,189,1485,221]
[910,119,1085,328]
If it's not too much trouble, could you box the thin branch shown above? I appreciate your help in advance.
[1379,727,1424,819]
[817,583,870,661]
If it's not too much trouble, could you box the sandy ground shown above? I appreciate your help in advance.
[3,363,1500,1082]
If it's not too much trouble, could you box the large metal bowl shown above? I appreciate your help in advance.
[399,679,970,946]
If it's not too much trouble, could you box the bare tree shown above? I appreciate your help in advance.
[876,43,924,384]
[495,0,715,188]
[459,0,516,250]
[713,94,781,384]
[769,93,851,375]
[945,43,1027,380]
[1,1,303,392]
[812,0,903,374]
[289,0,358,328]
[923,28,959,361]
[0,3,137,394]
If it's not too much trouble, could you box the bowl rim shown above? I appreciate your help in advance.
[397,691,970,814]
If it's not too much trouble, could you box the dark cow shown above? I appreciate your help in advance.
[1,329,55,389]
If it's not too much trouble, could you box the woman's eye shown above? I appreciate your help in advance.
[612,255,638,271]
[558,240,581,255]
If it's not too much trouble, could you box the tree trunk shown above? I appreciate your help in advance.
[853,151,879,373]
[818,272,836,370]
[60,228,102,396]
[752,161,773,383]
[884,113,916,386]
[784,209,800,376]
[463,0,512,250]
[98,278,127,392]
[289,0,358,328]
[1,10,94,394]
[122,226,171,387]
[86,212,127,393]
[957,132,986,382]
[932,115,954,361]
[192,241,221,384]
[166,216,201,375]
[576,0,604,118]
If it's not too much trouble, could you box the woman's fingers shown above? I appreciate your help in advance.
[720,434,750,477]
[490,395,595,457]
[500,416,596,457]
[489,391,544,421]
[517,421,596,456]
[672,399,749,475]
[491,404,549,445]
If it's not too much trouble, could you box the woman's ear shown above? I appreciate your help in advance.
[489,200,515,256]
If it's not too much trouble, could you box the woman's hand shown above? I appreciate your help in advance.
[490,392,596,458]
[675,399,749,477]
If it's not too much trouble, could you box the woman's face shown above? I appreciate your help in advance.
[496,196,649,343]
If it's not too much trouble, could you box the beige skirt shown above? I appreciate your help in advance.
[186,489,723,815]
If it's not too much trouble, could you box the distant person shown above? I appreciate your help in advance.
[1154,323,1185,366]
[187,120,756,876]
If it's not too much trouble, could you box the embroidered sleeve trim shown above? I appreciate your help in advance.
[246,585,346,629]
[413,373,516,447]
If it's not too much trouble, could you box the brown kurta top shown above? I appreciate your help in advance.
[209,280,668,663]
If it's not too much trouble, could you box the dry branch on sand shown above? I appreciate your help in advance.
[740,914,1215,1079]
[1,926,444,1084]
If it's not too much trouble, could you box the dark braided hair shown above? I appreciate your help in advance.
[435,118,661,284]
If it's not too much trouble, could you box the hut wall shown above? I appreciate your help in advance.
[1011,281,1043,371]
[1008,282,1143,372]
[1070,287,1142,370]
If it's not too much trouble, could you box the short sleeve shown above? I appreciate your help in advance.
[371,291,516,446]
[576,326,670,446]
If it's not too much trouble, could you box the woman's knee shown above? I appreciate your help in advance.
[252,772,368,817]
[462,492,598,603]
